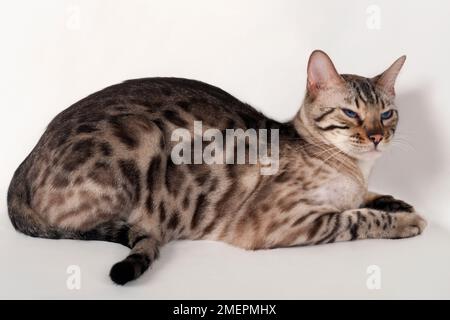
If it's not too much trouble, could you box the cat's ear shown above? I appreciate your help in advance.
[307,50,344,98]
[372,55,406,97]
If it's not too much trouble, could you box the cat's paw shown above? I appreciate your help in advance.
[366,195,414,213]
[389,212,427,239]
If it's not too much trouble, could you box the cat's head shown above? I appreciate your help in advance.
[299,50,405,160]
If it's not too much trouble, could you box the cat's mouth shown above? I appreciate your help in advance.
[345,143,384,159]
[366,149,382,155]
[359,146,383,159]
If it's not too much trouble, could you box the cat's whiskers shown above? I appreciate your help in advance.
[312,145,359,179]
[391,137,415,152]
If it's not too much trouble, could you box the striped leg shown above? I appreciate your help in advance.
[330,209,426,243]
[280,208,427,247]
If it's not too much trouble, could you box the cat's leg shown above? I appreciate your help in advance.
[331,209,426,243]
[278,208,426,247]
[109,227,161,285]
[363,192,414,213]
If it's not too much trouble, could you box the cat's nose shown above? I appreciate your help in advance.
[369,134,383,146]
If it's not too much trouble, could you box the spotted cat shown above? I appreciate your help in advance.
[7,50,426,285]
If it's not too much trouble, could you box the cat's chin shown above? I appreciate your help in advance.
[354,149,383,160]
[332,144,383,161]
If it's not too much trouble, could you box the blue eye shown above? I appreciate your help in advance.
[381,110,394,120]
[342,108,358,118]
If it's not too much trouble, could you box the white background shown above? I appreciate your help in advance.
[1,0,449,299]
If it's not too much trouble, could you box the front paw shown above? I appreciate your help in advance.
[366,195,414,213]
[389,212,427,239]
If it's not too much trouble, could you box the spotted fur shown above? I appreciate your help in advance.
[7,51,426,285]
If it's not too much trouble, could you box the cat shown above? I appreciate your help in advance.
[7,50,426,285]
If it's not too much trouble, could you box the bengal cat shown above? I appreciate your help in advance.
[7,50,426,285]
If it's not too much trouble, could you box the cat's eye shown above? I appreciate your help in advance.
[342,108,358,119]
[381,110,394,120]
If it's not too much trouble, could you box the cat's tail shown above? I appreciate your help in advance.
[9,187,160,286]
[7,166,132,246]
[8,157,160,285]
[109,232,161,285]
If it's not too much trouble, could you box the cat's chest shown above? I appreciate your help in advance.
[308,173,365,211]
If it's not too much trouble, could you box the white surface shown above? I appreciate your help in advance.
[1,0,450,299]
[1,212,450,299]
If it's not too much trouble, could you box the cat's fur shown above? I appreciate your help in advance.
[7,50,426,285]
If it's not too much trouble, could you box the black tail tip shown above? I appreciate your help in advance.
[109,260,136,285]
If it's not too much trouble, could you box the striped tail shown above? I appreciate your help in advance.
[109,235,161,285]
[7,176,132,247]
[8,156,161,285]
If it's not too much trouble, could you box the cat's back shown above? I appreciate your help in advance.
[47,77,266,135]
[7,76,288,242]
[31,76,293,165]
[6,78,249,236]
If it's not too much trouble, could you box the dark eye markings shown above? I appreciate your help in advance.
[314,108,335,122]
[315,107,354,131]
[317,124,350,131]
[381,109,394,120]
